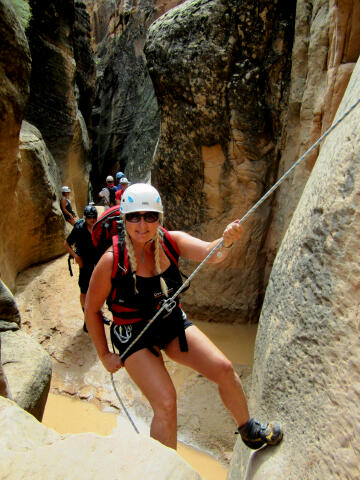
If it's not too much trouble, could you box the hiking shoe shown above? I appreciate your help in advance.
[83,322,88,333]
[237,418,283,449]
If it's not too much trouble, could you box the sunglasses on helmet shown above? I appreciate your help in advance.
[126,212,159,223]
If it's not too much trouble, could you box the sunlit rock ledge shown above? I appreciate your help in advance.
[0,396,202,480]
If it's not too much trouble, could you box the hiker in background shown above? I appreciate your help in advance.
[115,177,129,204]
[64,205,110,332]
[85,183,283,451]
[115,171,125,189]
[60,186,77,226]
[99,176,117,209]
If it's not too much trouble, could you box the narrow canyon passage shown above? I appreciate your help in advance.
[15,255,257,478]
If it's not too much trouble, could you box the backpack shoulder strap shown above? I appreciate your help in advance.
[159,226,179,266]
[111,233,128,279]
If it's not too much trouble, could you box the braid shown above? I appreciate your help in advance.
[124,229,139,294]
[155,227,168,297]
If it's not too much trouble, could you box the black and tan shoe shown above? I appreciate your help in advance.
[237,418,283,449]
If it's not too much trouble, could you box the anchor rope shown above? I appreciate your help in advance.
[111,96,360,433]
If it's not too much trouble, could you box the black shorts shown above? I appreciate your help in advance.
[110,309,192,363]
[78,266,94,294]
[63,212,72,223]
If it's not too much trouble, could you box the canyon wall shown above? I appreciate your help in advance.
[145,0,296,322]
[84,0,186,197]
[144,0,359,322]
[0,0,94,290]
[229,52,360,480]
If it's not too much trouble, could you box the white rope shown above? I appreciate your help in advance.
[110,373,140,434]
[111,96,360,432]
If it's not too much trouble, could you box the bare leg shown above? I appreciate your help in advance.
[125,348,178,449]
[165,325,249,427]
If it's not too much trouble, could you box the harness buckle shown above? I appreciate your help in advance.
[162,299,176,313]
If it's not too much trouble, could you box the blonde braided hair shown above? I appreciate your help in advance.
[123,214,168,296]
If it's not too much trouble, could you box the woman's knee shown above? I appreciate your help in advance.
[152,389,177,418]
[212,357,236,385]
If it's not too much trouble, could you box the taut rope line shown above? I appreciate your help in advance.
[111,96,360,432]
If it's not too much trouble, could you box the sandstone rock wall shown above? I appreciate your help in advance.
[264,0,360,277]
[24,0,94,214]
[145,0,296,322]
[85,0,185,196]
[228,54,360,480]
[0,0,95,289]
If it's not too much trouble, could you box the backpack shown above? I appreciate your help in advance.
[91,205,124,262]
[107,186,116,206]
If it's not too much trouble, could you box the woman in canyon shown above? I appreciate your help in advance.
[60,186,77,226]
[85,183,282,450]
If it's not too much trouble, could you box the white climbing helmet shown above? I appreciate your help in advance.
[61,185,71,193]
[120,177,129,184]
[106,175,114,183]
[120,183,163,214]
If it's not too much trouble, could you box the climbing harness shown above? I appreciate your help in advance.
[110,96,360,433]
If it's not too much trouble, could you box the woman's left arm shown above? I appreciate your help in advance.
[170,221,243,264]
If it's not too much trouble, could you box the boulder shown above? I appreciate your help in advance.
[0,396,202,479]
[0,280,51,421]
[228,54,360,479]
[1,329,52,422]
[0,280,21,332]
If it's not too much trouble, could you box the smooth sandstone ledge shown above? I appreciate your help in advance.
[0,397,202,480]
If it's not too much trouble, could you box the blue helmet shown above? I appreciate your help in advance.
[116,171,125,181]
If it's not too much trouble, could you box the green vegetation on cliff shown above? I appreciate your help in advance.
[8,0,31,29]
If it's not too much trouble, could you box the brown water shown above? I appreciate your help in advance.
[42,321,257,480]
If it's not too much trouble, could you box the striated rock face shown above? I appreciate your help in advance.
[264,0,360,275]
[24,0,93,213]
[74,0,96,127]
[228,56,360,480]
[85,0,185,195]
[145,0,296,322]
[0,280,51,421]
[0,396,202,480]
[0,1,31,288]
